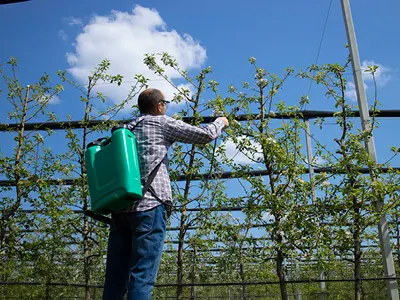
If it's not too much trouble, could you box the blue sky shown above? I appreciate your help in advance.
[1,0,399,170]
[1,0,399,111]
[1,0,400,233]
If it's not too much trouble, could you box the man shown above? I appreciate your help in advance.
[102,88,228,299]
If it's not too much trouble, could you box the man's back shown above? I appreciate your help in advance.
[125,114,226,212]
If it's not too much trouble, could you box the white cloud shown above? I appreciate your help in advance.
[321,180,331,187]
[262,211,275,223]
[223,136,263,165]
[345,60,391,101]
[314,156,325,165]
[49,95,61,104]
[345,60,390,102]
[65,6,206,111]
[40,94,60,105]
[66,17,83,26]
[361,60,391,86]
[59,30,68,41]
[345,80,369,102]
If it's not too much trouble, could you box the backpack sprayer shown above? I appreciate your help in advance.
[85,124,143,215]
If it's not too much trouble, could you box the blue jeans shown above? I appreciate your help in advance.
[102,204,167,300]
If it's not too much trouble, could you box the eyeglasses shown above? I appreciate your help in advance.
[158,100,170,106]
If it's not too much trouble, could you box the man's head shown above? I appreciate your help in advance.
[138,88,169,115]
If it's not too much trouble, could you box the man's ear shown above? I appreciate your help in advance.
[155,104,162,115]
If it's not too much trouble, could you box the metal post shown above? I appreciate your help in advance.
[340,1,399,299]
[304,119,317,205]
[190,246,196,299]
[319,271,327,300]
[304,119,327,300]
[295,261,302,300]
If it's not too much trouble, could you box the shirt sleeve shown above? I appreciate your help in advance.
[163,116,225,144]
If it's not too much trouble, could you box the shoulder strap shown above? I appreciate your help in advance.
[142,154,167,197]
[129,118,144,131]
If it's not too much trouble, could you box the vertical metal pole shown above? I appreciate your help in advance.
[190,246,196,299]
[304,119,327,300]
[295,261,302,300]
[305,119,316,205]
[319,271,326,300]
[340,1,399,299]
[397,212,400,271]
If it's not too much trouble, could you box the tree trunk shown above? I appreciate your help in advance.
[45,279,51,300]
[353,195,362,300]
[190,246,196,299]
[276,234,288,300]
[397,212,400,273]
[82,78,92,300]
[83,214,91,300]
[239,262,246,300]
[0,87,29,248]
[176,208,187,300]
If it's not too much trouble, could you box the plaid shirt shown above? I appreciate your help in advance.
[121,114,226,212]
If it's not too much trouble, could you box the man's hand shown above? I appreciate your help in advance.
[217,117,229,128]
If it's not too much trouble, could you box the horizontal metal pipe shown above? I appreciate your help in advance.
[1,109,400,132]
[1,167,398,187]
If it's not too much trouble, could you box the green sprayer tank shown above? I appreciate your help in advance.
[85,125,142,214]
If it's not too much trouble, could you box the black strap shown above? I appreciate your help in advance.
[142,154,167,196]
[129,118,144,131]
[83,210,111,225]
